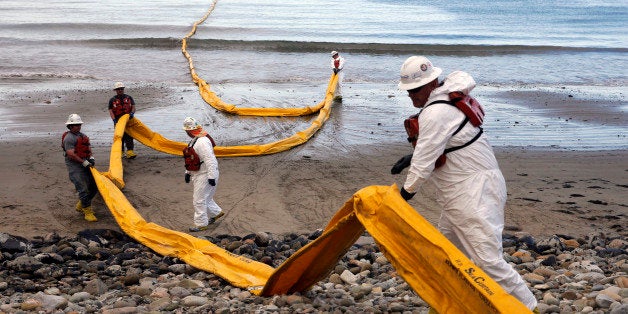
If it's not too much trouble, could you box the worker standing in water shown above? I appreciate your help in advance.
[330,50,345,101]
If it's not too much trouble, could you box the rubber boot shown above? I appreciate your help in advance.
[75,200,83,212]
[126,150,137,159]
[82,206,98,222]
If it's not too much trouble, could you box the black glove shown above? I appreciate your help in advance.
[333,68,339,74]
[208,178,216,186]
[88,157,95,167]
[184,173,190,183]
[400,187,416,201]
[391,154,413,174]
[130,113,134,119]
[112,118,118,125]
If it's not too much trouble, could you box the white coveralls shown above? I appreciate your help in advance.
[331,55,345,98]
[186,136,223,227]
[403,71,537,309]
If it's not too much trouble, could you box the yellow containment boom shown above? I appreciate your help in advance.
[352,185,531,313]
[261,184,531,313]
[92,162,530,313]
[91,167,274,294]
[101,114,130,189]
[120,74,337,159]
[181,0,333,117]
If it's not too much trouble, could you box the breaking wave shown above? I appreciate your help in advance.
[0,72,98,80]
[9,37,626,56]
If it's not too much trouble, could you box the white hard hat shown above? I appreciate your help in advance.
[65,113,84,125]
[182,117,202,131]
[113,82,125,90]
[331,51,338,56]
[398,56,442,90]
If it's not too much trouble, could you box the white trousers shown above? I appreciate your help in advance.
[334,71,344,97]
[191,173,223,226]
[438,170,538,309]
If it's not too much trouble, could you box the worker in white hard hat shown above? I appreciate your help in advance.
[108,82,137,159]
[392,56,538,311]
[330,50,345,101]
[181,117,224,232]
[62,113,98,222]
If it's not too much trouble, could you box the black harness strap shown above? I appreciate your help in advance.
[451,117,469,137]
[444,128,483,154]
[423,99,483,155]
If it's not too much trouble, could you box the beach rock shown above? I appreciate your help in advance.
[84,278,107,296]
[610,304,628,314]
[575,272,607,281]
[542,292,560,306]
[0,233,31,252]
[607,239,627,249]
[254,232,270,246]
[569,260,604,273]
[20,299,41,311]
[340,269,359,285]
[600,287,622,301]
[33,292,68,311]
[69,291,92,303]
[596,293,616,308]
[523,273,545,284]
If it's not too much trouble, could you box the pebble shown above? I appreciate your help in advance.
[0,229,625,313]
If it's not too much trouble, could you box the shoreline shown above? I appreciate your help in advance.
[0,135,625,241]
[0,83,625,241]
[1,80,626,150]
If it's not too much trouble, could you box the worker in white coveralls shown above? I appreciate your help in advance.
[392,56,538,312]
[182,117,224,232]
[330,50,345,101]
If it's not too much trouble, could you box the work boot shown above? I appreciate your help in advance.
[75,200,83,212]
[209,211,225,224]
[82,206,98,222]
[188,225,208,232]
[126,150,137,159]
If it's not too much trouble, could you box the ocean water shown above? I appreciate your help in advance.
[0,0,626,150]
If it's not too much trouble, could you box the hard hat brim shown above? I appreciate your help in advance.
[398,67,442,90]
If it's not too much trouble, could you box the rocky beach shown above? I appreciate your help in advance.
[1,229,627,313]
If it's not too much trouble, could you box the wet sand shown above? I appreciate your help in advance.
[0,84,625,240]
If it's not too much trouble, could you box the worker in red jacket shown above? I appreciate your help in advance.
[108,81,137,159]
[62,113,98,222]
